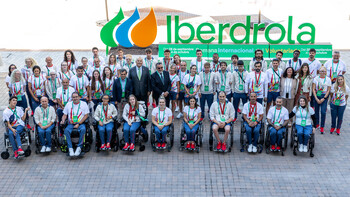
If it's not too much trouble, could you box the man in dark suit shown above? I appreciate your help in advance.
[128,57,152,116]
[151,62,171,107]
[113,68,133,121]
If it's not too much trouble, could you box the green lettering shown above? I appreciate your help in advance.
[218,23,230,44]
[297,23,315,44]
[197,22,215,43]
[229,16,251,43]
[287,16,295,44]
[265,23,286,44]
[253,23,265,44]
[167,15,172,43]
[174,15,195,43]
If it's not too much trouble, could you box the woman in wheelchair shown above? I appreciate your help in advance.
[122,95,146,151]
[266,96,289,151]
[34,96,56,153]
[2,96,29,158]
[152,96,173,149]
[242,92,264,153]
[183,96,202,150]
[94,94,118,150]
[289,96,316,152]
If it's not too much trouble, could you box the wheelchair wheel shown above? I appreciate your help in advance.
[24,148,31,157]
[83,143,91,153]
[139,145,146,152]
[209,124,213,151]
[60,144,68,153]
[290,124,295,148]
[1,151,10,160]
[87,127,93,144]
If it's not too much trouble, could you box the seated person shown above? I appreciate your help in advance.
[2,96,29,158]
[151,96,173,149]
[289,95,316,152]
[56,78,75,134]
[122,94,146,151]
[183,96,202,150]
[242,92,264,153]
[266,96,289,152]
[34,96,56,153]
[93,94,118,150]
[60,92,89,157]
[209,91,235,152]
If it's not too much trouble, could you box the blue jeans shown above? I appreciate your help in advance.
[330,103,346,129]
[154,125,169,143]
[183,122,199,141]
[267,92,280,103]
[123,122,141,144]
[269,126,286,147]
[16,95,28,109]
[314,94,327,127]
[233,93,248,118]
[295,125,312,146]
[98,122,114,144]
[64,124,86,149]
[244,121,261,146]
[31,96,42,112]
[8,125,24,151]
[37,124,55,147]
[57,108,64,134]
[200,93,214,118]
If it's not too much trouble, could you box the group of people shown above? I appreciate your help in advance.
[3,46,348,158]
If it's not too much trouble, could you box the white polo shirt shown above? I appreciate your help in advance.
[69,75,90,98]
[28,75,46,97]
[324,59,347,82]
[242,102,264,121]
[182,74,202,98]
[152,107,173,124]
[183,106,202,122]
[190,58,207,73]
[292,106,315,126]
[63,101,89,124]
[56,86,75,107]
[245,71,268,98]
[267,106,289,126]
[302,58,322,78]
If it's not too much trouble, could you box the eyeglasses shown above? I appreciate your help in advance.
[157,67,163,69]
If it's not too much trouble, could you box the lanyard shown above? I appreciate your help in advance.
[62,87,69,103]
[120,78,127,92]
[95,81,101,93]
[101,104,108,120]
[145,58,153,70]
[41,107,49,120]
[50,78,57,93]
[299,107,308,120]
[272,69,279,84]
[128,105,135,119]
[238,71,244,84]
[105,78,112,90]
[218,102,226,115]
[126,63,132,69]
[8,107,20,120]
[188,74,196,84]
[14,82,21,95]
[72,102,81,117]
[34,76,41,90]
[158,108,165,123]
[196,60,202,72]
[179,71,186,82]
[255,72,261,86]
[63,71,70,80]
[301,76,306,86]
[273,106,282,123]
[331,60,339,78]
[163,59,170,71]
[221,71,227,85]
[203,72,211,86]
[318,77,326,90]
[292,60,298,70]
[118,59,125,67]
[157,71,163,82]
[248,102,257,117]
[187,107,196,120]
[110,64,117,75]
[213,62,219,72]
[170,74,177,87]
[77,76,84,90]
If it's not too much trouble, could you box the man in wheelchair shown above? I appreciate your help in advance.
[266,96,289,152]
[60,92,89,157]
[2,96,30,158]
[209,91,234,152]
[242,93,264,153]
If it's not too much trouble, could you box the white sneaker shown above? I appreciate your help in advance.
[175,106,179,112]
[46,147,51,152]
[75,147,81,156]
[69,148,74,157]
[176,113,183,119]
[252,146,257,153]
[40,146,46,153]
[248,144,253,153]
[303,145,308,152]
[298,144,303,152]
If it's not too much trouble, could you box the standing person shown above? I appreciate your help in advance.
[215,62,232,101]
[81,57,91,80]
[161,49,172,71]
[286,50,302,72]
[56,78,75,134]
[294,63,313,105]
[28,66,46,111]
[268,51,286,71]
[172,54,181,71]
[116,48,125,67]
[122,95,145,151]
[312,66,331,133]
[227,54,239,73]
[113,69,133,122]
[107,54,118,78]
[128,57,152,116]
[6,64,17,94]
[265,59,283,114]
[245,62,268,104]
[168,65,180,116]
[44,71,62,107]
[42,57,58,80]
[88,57,105,78]
[9,69,27,109]
[151,62,171,107]
[63,50,78,74]
[210,53,220,72]
[176,61,189,119]
[124,54,134,70]
[90,70,105,110]
[232,60,248,121]
[69,66,91,102]
[58,61,74,81]
[329,75,349,135]
[34,96,56,153]
[88,47,105,67]
[199,62,216,119]
[302,48,322,78]
[102,67,114,101]
[280,67,298,114]
[183,65,202,104]
[325,51,347,84]
[191,49,207,73]
[249,49,268,72]
[144,48,156,75]
[21,57,37,114]
[183,96,202,150]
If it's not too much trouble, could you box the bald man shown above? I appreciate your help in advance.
[43,57,58,79]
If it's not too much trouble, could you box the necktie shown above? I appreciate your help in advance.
[160,73,164,84]
[137,68,141,80]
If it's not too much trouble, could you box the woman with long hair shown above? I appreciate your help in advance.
[172,54,181,71]
[90,70,105,110]
[58,61,74,81]
[9,69,27,109]
[28,66,46,111]
[63,50,78,74]
[280,67,298,113]
[21,57,37,114]
[108,54,118,78]
[102,67,114,101]
[294,63,313,106]
[44,70,62,107]
[183,96,201,150]
[6,64,17,95]
[183,65,201,104]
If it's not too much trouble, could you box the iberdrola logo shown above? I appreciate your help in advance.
[100,7,157,49]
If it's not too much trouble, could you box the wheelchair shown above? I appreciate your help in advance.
[93,117,120,152]
[264,124,289,156]
[150,123,174,152]
[33,121,59,154]
[1,115,32,159]
[59,119,93,157]
[179,121,203,153]
[119,120,148,152]
[240,120,265,153]
[290,123,315,157]
[209,121,234,153]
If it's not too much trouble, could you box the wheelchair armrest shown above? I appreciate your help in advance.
[92,120,98,126]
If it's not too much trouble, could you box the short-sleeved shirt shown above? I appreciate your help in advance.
[330,84,349,106]
[190,59,207,73]
[292,106,315,126]
[169,74,180,92]
[267,106,289,125]
[178,70,188,93]
[3,107,25,127]
[63,101,89,124]
[210,61,221,72]
[324,59,347,82]
[246,71,267,98]
[70,75,90,98]
[58,71,74,81]
[56,87,75,108]
[42,64,58,76]
[90,80,104,99]
[104,78,114,97]
[182,74,202,98]
[242,102,264,121]
[28,75,46,96]
[9,81,26,96]
[286,59,302,71]
[152,107,173,124]
[266,68,283,92]
[108,64,119,78]
[183,106,201,122]
[5,75,11,87]
[302,59,322,78]
[313,76,331,95]
[88,66,105,78]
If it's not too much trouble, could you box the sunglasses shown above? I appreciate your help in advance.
[157,67,163,69]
